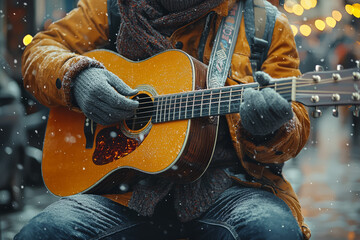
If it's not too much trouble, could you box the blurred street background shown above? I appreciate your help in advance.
[0,0,360,239]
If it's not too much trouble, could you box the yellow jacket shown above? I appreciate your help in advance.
[22,0,311,238]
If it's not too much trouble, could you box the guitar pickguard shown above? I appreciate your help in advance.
[92,125,147,165]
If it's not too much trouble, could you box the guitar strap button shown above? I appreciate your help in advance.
[175,41,183,49]
[56,78,62,89]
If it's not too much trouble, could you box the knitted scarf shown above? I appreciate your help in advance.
[116,0,235,222]
[116,0,223,60]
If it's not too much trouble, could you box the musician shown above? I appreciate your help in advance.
[16,0,311,239]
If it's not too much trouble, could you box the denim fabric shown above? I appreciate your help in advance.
[15,186,302,240]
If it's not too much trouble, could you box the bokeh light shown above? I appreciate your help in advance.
[332,10,342,21]
[310,0,317,8]
[315,19,326,31]
[326,17,336,28]
[23,34,33,46]
[353,3,360,18]
[293,4,304,16]
[299,24,312,36]
[300,0,312,10]
[345,4,354,15]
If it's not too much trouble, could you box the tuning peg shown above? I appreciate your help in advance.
[356,60,359,69]
[332,106,339,117]
[353,106,360,117]
[311,107,322,118]
[315,65,324,72]
[336,64,344,71]
[332,73,341,81]
[354,72,360,81]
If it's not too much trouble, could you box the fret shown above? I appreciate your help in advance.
[181,93,187,120]
[240,86,244,104]
[163,96,167,122]
[226,86,242,114]
[210,89,221,116]
[202,90,210,117]
[219,88,230,115]
[168,95,172,122]
[178,94,182,120]
[193,91,203,118]
[228,88,232,113]
[208,90,212,116]
[185,93,189,119]
[200,91,204,117]
[218,89,222,115]
[159,97,164,122]
[173,95,177,121]
[162,96,168,122]
[185,92,195,119]
[192,92,196,118]
[274,81,277,92]
[155,98,159,123]
[176,94,183,121]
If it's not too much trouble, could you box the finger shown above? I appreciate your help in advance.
[105,70,138,96]
[83,106,112,125]
[262,88,291,111]
[97,82,139,110]
[243,88,265,109]
[254,71,271,86]
[87,100,135,125]
[95,96,137,118]
[242,88,270,123]
[97,99,136,120]
[262,88,293,120]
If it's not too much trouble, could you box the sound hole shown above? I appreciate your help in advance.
[125,93,153,131]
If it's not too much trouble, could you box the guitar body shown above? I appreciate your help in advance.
[42,50,218,197]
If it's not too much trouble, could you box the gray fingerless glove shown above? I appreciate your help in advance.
[73,68,139,125]
[239,71,293,136]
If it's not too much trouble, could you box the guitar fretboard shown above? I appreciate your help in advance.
[151,79,293,123]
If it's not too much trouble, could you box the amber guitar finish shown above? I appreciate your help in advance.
[42,50,217,197]
[42,49,360,197]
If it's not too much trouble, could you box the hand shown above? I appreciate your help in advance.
[73,68,139,125]
[239,72,293,136]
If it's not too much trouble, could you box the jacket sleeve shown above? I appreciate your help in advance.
[21,0,109,109]
[229,13,310,165]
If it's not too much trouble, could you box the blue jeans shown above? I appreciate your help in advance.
[15,186,303,240]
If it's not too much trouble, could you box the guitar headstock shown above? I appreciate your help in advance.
[294,63,360,118]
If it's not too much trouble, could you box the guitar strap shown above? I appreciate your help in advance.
[207,1,244,89]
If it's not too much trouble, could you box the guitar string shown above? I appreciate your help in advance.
[132,79,314,103]
[124,91,357,125]
[131,78,356,114]
[116,69,360,125]
[129,80,357,121]
[131,76,356,107]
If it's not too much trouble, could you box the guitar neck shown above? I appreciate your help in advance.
[151,78,294,123]
[133,66,360,124]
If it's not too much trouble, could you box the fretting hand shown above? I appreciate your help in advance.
[239,71,293,136]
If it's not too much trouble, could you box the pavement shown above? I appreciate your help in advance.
[1,108,360,240]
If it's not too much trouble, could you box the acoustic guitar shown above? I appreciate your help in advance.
[42,49,360,197]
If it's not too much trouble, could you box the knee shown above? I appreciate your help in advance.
[14,215,55,240]
[240,200,303,239]
[14,200,79,240]
[191,220,239,240]
[255,211,302,239]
